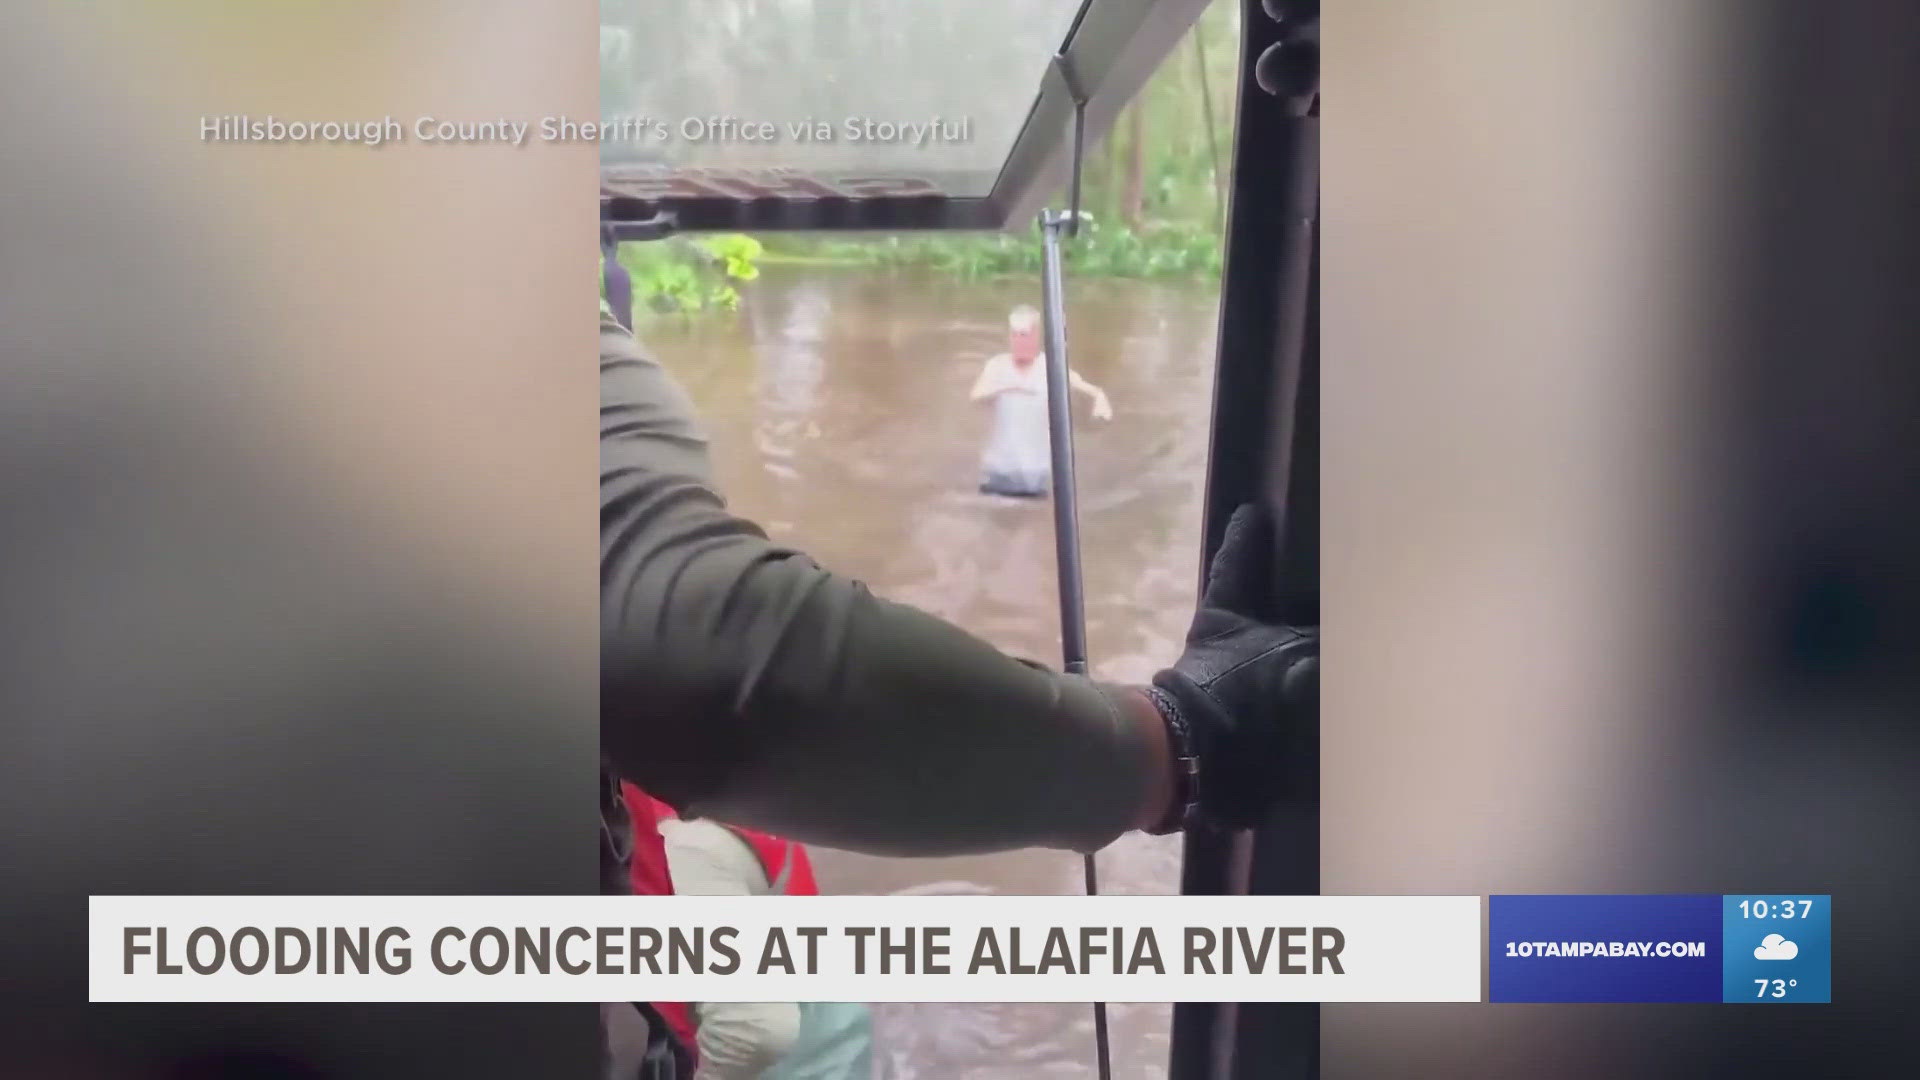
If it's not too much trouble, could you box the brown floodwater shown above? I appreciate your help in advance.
[640,264,1222,1080]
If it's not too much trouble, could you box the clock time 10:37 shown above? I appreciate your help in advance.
[1739,899,1813,919]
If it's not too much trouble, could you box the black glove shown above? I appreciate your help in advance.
[1145,502,1318,831]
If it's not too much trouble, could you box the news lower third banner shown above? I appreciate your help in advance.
[92,896,1474,1003]
[88,895,1829,1004]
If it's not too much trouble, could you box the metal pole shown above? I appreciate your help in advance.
[1039,214,1090,674]
[1038,209,1110,1080]
[601,223,634,332]
[599,211,675,333]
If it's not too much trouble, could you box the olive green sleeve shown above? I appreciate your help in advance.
[599,314,1152,856]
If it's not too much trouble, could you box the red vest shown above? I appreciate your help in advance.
[735,820,819,896]
[619,784,819,1061]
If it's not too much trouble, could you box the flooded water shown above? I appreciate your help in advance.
[643,265,1222,1079]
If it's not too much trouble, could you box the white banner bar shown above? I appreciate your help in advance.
[90,895,1482,1003]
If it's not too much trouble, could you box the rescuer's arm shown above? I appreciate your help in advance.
[661,820,803,1080]
[600,314,1165,856]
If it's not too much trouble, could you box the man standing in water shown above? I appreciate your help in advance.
[971,304,1112,497]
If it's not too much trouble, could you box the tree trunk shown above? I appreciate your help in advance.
[1121,101,1145,227]
[1193,20,1225,229]
[1098,100,1122,224]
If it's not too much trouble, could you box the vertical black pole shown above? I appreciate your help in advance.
[601,222,635,332]
[1170,1,1319,1078]
[1039,209,1111,1080]
[1040,215,1090,677]
[1041,47,1109,1079]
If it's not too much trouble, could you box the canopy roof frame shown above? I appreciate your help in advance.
[600,0,1214,234]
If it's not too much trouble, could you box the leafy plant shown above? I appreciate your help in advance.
[602,233,763,320]
[692,233,764,283]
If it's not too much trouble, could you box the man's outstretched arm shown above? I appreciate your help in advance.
[600,315,1169,856]
[1069,369,1113,419]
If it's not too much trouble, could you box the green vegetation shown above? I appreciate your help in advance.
[768,215,1224,282]
[603,234,764,318]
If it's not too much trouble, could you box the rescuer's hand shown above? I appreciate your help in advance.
[1146,502,1318,831]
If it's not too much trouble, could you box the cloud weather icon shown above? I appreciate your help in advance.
[1754,934,1799,961]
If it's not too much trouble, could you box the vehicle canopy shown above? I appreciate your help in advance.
[598,0,1211,234]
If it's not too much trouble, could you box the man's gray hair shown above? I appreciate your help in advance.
[1008,304,1041,332]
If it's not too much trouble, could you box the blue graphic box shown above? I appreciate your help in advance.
[1721,895,1831,1003]
[1489,895,1722,1003]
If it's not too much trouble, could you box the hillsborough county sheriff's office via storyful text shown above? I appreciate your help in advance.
[199,114,976,148]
